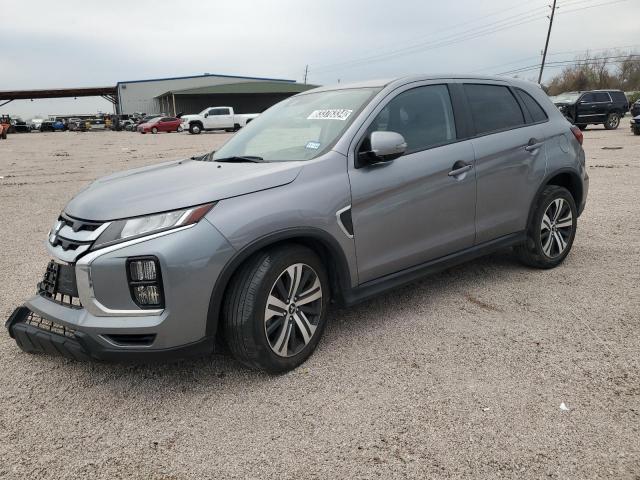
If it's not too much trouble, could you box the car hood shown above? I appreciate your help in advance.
[180,114,199,121]
[65,158,303,221]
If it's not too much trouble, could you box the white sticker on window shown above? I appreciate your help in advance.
[307,109,353,121]
[305,141,321,150]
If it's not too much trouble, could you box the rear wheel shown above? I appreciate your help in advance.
[151,127,158,134]
[177,125,183,133]
[604,112,620,130]
[223,244,329,373]
[516,185,577,269]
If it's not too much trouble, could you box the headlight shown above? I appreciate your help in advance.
[92,203,215,249]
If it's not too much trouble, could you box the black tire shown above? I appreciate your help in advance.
[604,112,620,130]
[576,124,587,131]
[223,244,330,373]
[189,123,202,134]
[515,185,577,269]
[151,127,158,134]
[634,129,640,136]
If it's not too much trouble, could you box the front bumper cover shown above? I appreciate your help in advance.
[5,306,214,362]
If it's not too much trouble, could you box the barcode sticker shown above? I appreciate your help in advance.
[307,109,353,121]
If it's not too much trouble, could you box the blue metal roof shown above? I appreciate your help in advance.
[117,73,295,86]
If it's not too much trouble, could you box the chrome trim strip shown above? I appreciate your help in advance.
[99,335,154,349]
[336,205,354,239]
[76,224,195,317]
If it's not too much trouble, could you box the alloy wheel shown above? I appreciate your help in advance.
[540,198,573,258]
[607,114,620,129]
[264,263,323,357]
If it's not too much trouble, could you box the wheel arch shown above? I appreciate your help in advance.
[205,228,353,337]
[527,168,583,227]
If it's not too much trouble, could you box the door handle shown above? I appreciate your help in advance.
[448,163,473,177]
[525,138,544,152]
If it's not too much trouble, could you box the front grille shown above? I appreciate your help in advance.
[25,311,76,338]
[50,214,103,252]
[59,214,102,233]
[38,260,82,309]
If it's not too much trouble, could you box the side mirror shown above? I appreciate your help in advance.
[204,113,209,118]
[361,131,407,165]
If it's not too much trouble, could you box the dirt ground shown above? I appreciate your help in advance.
[0,122,638,479]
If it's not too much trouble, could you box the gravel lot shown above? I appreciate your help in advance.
[0,123,638,479]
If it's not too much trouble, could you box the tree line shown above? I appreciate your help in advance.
[541,51,640,102]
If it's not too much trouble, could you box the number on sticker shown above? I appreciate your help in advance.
[307,109,353,121]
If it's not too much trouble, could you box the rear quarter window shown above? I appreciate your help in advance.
[515,88,548,123]
[464,84,525,136]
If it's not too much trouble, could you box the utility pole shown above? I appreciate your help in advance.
[303,65,309,84]
[538,0,558,84]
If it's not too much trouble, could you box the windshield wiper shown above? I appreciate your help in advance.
[191,151,215,162]
[214,155,265,163]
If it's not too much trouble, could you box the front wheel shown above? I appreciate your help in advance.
[223,244,329,373]
[516,185,577,269]
[604,113,620,130]
[189,123,202,134]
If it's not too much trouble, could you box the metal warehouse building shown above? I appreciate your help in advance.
[116,73,316,116]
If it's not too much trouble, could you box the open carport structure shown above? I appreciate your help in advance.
[0,86,117,109]
[155,81,316,116]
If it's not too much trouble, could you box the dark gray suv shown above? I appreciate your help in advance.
[6,75,588,373]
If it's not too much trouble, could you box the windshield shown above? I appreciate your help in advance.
[212,88,380,162]
[552,92,581,103]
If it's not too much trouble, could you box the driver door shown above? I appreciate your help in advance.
[348,83,476,283]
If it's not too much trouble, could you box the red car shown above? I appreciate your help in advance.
[137,116,183,134]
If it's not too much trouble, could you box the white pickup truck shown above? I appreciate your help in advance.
[180,107,259,134]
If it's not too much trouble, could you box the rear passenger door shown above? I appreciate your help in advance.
[348,83,477,283]
[462,82,548,244]
[211,108,233,129]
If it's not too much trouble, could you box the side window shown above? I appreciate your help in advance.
[207,109,217,116]
[593,92,611,103]
[515,88,548,123]
[219,108,231,115]
[364,84,456,154]
[464,84,525,135]
[580,93,595,103]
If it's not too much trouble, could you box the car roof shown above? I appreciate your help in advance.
[300,74,533,94]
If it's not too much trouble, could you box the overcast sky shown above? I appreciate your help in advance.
[2,0,638,118]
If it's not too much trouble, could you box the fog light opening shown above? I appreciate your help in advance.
[126,256,164,309]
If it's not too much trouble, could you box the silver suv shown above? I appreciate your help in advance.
[6,75,588,373]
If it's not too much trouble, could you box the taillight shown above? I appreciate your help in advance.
[570,126,583,145]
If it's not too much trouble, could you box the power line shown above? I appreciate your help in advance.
[305,0,633,80]
[308,3,552,75]
[498,54,640,76]
[310,9,550,75]
[472,44,640,75]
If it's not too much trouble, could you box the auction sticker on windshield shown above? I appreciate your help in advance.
[307,109,353,121]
